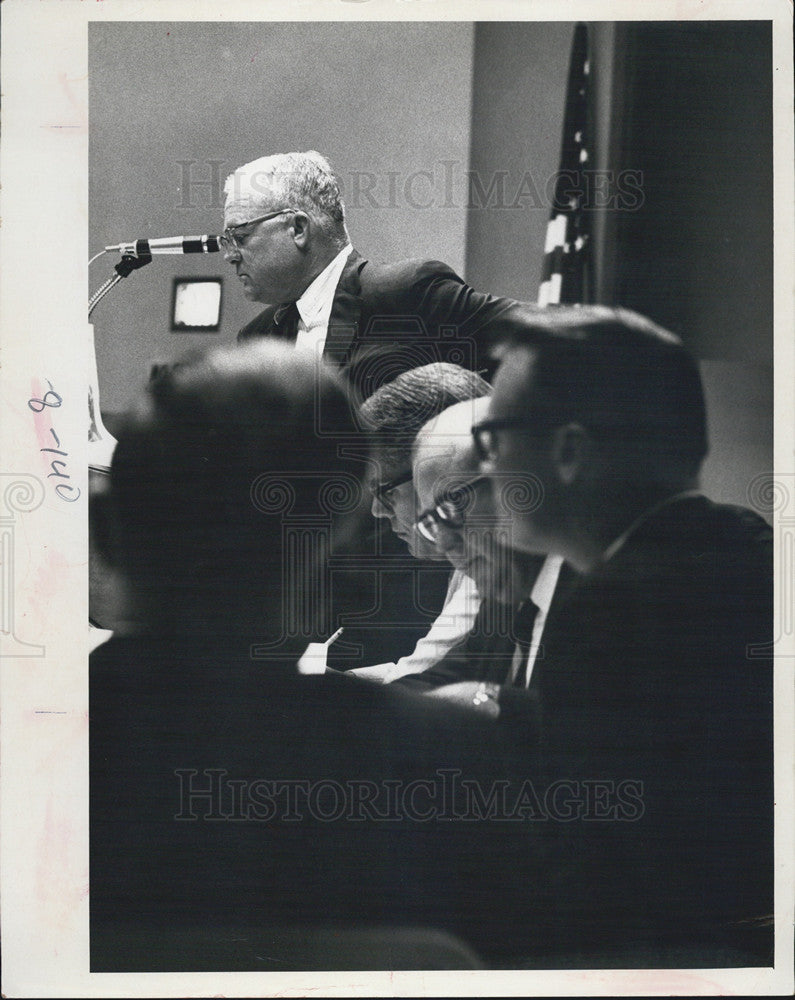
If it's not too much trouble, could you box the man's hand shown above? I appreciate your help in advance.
[425,681,501,719]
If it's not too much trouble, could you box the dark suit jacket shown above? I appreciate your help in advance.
[237,250,526,398]
[401,596,522,689]
[90,635,532,970]
[497,495,775,961]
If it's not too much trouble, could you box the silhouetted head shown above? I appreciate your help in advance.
[480,306,708,570]
[98,340,363,641]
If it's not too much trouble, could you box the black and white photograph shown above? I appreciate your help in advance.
[1,1,793,996]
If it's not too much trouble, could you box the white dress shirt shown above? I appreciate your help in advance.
[349,571,481,684]
[294,244,354,354]
[509,554,564,689]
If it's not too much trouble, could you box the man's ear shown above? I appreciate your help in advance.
[289,211,311,249]
[549,422,591,486]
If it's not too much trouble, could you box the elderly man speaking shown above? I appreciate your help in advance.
[221,150,521,396]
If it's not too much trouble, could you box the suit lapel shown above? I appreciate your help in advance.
[238,304,280,343]
[323,250,365,367]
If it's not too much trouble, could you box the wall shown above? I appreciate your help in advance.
[89,21,475,413]
[611,22,773,365]
[607,22,774,511]
[464,22,575,300]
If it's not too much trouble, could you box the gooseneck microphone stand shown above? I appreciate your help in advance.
[87,249,153,470]
[88,249,153,632]
[89,248,153,319]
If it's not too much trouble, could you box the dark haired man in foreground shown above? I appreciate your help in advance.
[471,306,774,964]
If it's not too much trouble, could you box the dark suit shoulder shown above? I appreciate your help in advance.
[356,257,465,307]
[359,257,462,285]
[615,495,773,586]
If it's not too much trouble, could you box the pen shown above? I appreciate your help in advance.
[326,627,344,646]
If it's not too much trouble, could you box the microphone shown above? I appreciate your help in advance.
[104,235,220,256]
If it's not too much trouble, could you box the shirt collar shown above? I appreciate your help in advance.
[600,490,702,564]
[295,244,352,326]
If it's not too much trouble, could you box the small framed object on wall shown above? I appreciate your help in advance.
[171,278,223,332]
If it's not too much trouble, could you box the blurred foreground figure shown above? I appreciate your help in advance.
[89,342,524,970]
[477,306,774,963]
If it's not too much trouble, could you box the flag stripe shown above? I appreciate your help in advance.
[537,22,591,306]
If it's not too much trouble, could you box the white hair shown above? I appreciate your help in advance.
[224,151,346,233]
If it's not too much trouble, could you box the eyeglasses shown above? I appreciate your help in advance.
[416,476,489,543]
[471,418,542,462]
[370,469,413,512]
[218,208,296,253]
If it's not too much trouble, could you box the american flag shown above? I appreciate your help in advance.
[538,22,591,307]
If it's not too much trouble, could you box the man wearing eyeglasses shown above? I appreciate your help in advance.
[222,151,526,396]
[338,364,489,680]
[470,305,774,962]
[406,397,566,701]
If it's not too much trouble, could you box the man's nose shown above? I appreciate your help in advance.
[222,243,241,262]
[371,495,389,520]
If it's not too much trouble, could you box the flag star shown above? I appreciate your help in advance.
[574,235,587,251]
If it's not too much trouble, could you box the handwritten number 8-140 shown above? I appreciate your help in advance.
[28,381,80,502]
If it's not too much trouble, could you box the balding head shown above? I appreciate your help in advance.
[413,396,488,494]
[362,365,490,560]
[413,397,525,601]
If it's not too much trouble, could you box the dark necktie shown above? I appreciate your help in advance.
[274,301,300,343]
[512,598,539,688]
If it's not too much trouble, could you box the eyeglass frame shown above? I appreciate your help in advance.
[416,475,490,543]
[370,469,414,512]
[472,414,640,462]
[471,418,546,462]
[218,208,298,253]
